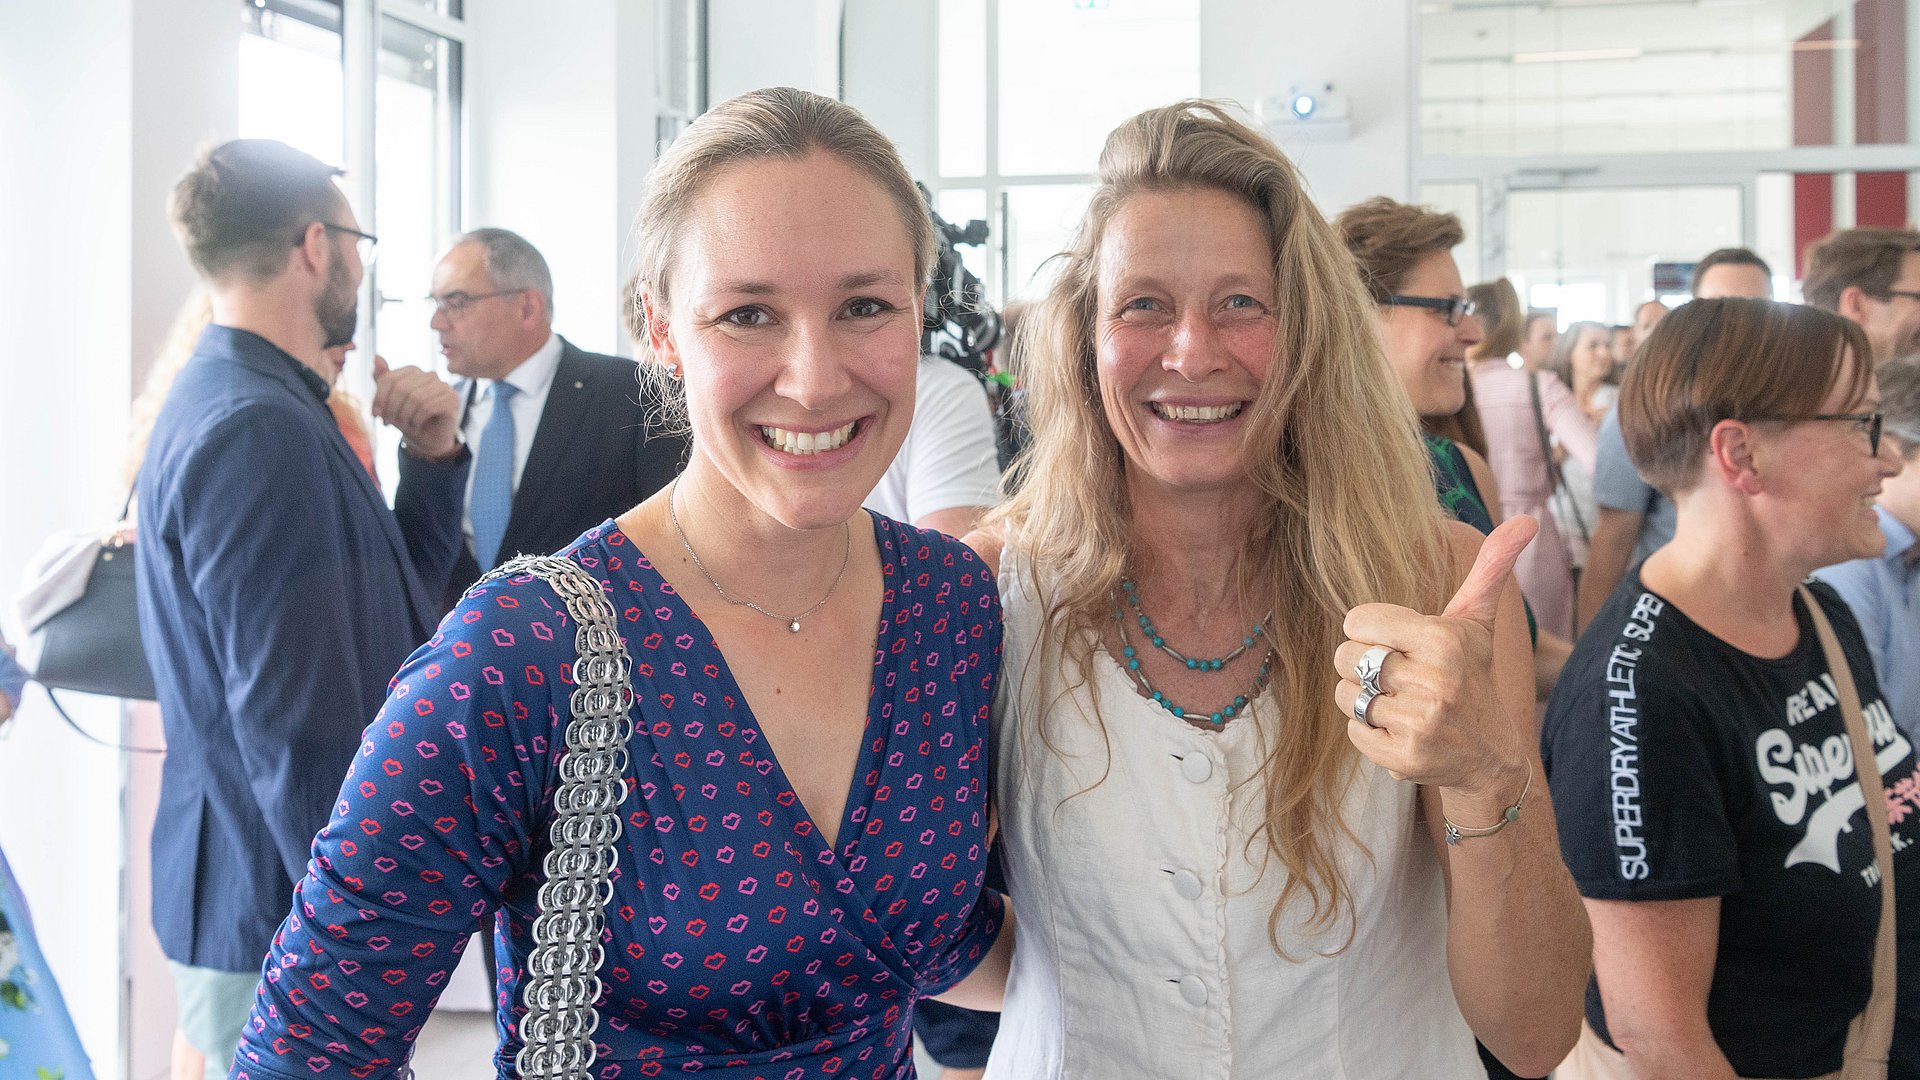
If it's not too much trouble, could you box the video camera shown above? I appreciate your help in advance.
[918,183,1001,376]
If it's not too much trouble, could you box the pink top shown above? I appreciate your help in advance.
[1469,364,1596,505]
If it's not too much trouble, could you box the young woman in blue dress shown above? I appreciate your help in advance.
[231,87,1010,1080]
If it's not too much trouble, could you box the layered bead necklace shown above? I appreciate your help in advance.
[1115,577,1275,727]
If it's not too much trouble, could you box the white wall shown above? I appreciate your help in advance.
[613,2,663,342]
[1,1,236,1074]
[707,0,845,106]
[842,0,938,185]
[844,0,1415,220]
[465,0,638,355]
[1202,0,1414,217]
[0,8,131,1068]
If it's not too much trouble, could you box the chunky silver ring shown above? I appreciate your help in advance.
[1353,684,1381,728]
[1355,645,1391,697]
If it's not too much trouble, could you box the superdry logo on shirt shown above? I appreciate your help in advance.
[1756,687,1912,878]
[1605,592,1664,881]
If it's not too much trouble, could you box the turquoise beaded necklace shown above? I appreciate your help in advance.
[1115,578,1274,727]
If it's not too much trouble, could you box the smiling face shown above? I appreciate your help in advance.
[1376,249,1482,417]
[648,151,923,533]
[1092,186,1277,501]
[1751,349,1901,567]
[1574,325,1616,383]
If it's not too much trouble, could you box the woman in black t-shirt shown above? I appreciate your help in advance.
[1543,297,1918,1077]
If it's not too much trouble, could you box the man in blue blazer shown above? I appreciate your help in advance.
[137,139,469,1080]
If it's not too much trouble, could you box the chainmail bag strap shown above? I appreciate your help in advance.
[476,554,634,1080]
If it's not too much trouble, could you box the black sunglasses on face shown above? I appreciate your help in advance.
[1747,411,1884,456]
[1385,294,1477,327]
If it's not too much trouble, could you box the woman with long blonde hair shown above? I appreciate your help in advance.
[964,101,1587,1077]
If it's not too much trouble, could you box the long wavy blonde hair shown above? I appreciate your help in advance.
[992,101,1454,954]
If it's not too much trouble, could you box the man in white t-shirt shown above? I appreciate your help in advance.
[863,355,1001,536]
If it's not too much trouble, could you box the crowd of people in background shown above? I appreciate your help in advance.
[5,85,1920,1080]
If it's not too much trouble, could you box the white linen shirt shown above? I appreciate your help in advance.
[985,548,1482,1079]
[457,332,563,547]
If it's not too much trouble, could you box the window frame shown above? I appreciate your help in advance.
[929,0,1200,303]
[1410,1,1920,287]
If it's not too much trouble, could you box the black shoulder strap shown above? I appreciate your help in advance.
[1530,373,1588,545]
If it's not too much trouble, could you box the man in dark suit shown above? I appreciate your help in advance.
[137,139,469,1080]
[413,227,685,609]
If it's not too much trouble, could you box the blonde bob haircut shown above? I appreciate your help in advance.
[627,86,937,432]
[1622,297,1872,497]
[992,100,1454,955]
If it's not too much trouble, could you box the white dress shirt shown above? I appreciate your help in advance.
[459,333,563,546]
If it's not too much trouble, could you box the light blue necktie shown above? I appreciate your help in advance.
[471,381,518,572]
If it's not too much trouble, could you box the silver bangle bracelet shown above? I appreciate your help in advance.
[1443,762,1532,846]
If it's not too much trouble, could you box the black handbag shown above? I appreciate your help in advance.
[20,491,158,701]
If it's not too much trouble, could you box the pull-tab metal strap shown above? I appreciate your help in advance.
[477,554,633,1079]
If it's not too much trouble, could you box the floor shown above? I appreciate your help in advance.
[406,1011,944,1078]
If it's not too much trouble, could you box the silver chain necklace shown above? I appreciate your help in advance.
[667,478,852,633]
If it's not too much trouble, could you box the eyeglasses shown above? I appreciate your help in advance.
[1882,289,1920,304]
[1748,411,1884,456]
[318,222,378,265]
[428,289,526,316]
[1385,294,1477,327]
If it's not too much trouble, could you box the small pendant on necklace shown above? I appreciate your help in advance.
[789,619,802,633]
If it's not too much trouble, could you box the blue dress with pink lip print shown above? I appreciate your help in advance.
[231,515,1004,1080]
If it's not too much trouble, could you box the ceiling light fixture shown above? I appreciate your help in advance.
[1512,47,1645,63]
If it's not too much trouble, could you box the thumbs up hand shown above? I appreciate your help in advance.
[1332,516,1537,795]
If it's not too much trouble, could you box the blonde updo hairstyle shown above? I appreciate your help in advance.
[628,87,937,432]
[993,100,1453,956]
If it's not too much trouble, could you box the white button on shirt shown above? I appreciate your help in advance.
[1170,868,1204,900]
[458,334,563,546]
[1178,975,1210,1007]
[1181,752,1214,784]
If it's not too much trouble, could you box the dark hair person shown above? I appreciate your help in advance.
[965,102,1586,1079]
[1544,298,1919,1077]
[231,87,1011,1079]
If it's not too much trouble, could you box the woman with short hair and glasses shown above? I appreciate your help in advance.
[1335,198,1501,536]
[1543,297,1920,1077]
